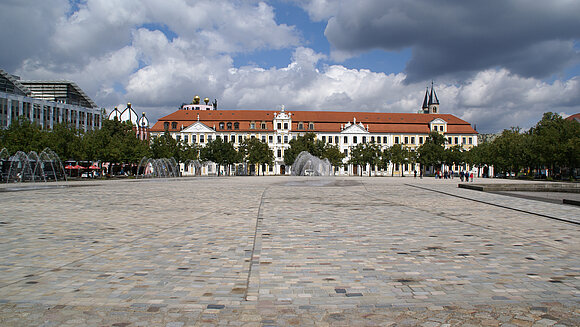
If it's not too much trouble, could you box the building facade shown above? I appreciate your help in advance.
[0,69,101,131]
[150,88,479,176]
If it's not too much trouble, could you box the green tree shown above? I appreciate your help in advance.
[417,132,446,175]
[0,117,47,154]
[348,143,366,176]
[321,143,345,174]
[283,132,324,166]
[444,145,465,170]
[200,137,239,176]
[528,112,580,177]
[389,144,411,177]
[488,127,529,176]
[239,137,273,176]
[47,122,83,160]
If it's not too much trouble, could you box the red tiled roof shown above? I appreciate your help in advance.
[565,113,580,122]
[150,109,477,134]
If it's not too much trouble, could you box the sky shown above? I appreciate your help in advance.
[1,0,579,133]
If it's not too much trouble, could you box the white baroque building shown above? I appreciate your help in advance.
[150,88,479,176]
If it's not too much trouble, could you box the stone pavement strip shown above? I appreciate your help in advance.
[0,177,578,326]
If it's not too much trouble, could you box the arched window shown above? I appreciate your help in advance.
[227,122,232,130]
[171,122,177,129]
[164,122,169,130]
[219,122,225,129]
[234,122,239,129]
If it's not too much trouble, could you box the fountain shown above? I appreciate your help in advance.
[0,148,67,183]
[137,157,180,178]
[291,151,332,176]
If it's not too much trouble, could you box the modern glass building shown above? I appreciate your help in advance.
[0,69,101,131]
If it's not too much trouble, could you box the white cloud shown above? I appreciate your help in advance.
[2,0,580,135]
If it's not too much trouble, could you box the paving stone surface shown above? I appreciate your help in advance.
[0,177,578,326]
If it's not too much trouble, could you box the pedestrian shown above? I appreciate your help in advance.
[420,169,423,179]
[460,171,464,182]
[414,170,417,179]
[470,172,474,182]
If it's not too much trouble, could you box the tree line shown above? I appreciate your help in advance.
[1,112,578,178]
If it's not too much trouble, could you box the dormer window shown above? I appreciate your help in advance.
[227,122,232,130]
[171,122,177,129]
[164,122,169,130]
[250,122,255,129]
[308,122,314,130]
[219,122,225,129]
[298,122,304,130]
[234,122,239,130]
[261,122,267,129]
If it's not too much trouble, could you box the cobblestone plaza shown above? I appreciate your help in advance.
[0,177,578,326]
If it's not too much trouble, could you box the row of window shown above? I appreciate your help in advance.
[0,98,100,129]
[164,120,318,131]
[173,132,474,147]
[448,136,473,145]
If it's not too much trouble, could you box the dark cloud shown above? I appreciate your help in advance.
[324,0,580,83]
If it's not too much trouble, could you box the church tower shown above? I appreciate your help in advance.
[427,82,439,114]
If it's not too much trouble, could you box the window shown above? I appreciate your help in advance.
[171,122,177,129]
[469,137,472,145]
[192,135,197,143]
[250,122,255,129]
[219,122,224,129]
[208,135,213,142]
[448,137,452,144]
[394,137,399,144]
[454,137,458,144]
[184,135,189,143]
[309,122,314,130]
[335,136,339,144]
[277,135,282,143]
[344,149,348,156]
[164,122,169,130]
[227,122,232,130]
[298,122,303,130]
[262,135,266,142]
[224,135,228,143]
[261,122,266,129]
[383,136,388,143]
[238,135,243,143]
[439,126,444,131]
[371,136,375,142]
[284,135,288,143]
[411,137,415,144]
[419,137,423,144]
[462,137,466,144]
[277,149,282,158]
[234,122,239,130]
[200,135,205,143]
[377,136,381,144]
[322,136,326,143]
[344,136,348,144]
[362,136,367,143]
[269,135,273,143]
[328,136,332,144]
[353,136,358,144]
[277,122,282,129]
[284,122,288,129]
[404,137,408,144]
